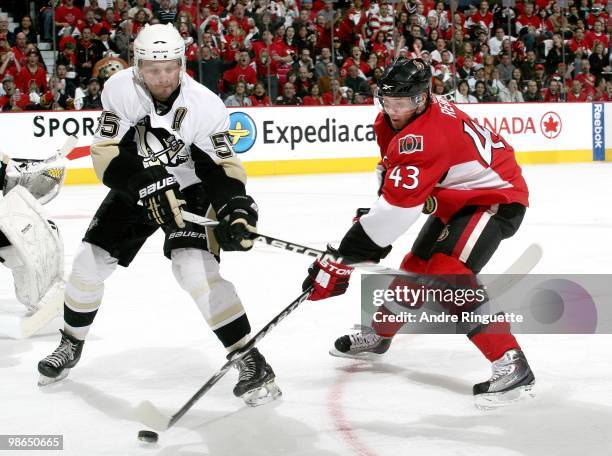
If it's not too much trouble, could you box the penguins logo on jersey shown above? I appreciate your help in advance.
[134,115,188,167]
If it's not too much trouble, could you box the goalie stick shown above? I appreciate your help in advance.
[134,287,313,431]
[50,135,78,161]
[134,213,542,431]
[0,281,64,339]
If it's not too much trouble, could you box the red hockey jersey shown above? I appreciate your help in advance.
[374,95,529,221]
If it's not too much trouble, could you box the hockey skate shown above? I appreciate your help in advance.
[473,349,535,410]
[231,348,281,407]
[37,330,84,386]
[330,328,393,359]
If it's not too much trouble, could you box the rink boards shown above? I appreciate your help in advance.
[0,101,608,184]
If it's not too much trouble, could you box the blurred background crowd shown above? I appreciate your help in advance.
[0,0,609,111]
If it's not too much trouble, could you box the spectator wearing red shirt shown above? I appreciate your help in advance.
[178,0,197,20]
[336,0,367,47]
[223,50,257,91]
[131,9,149,36]
[221,21,246,63]
[252,30,275,60]
[574,59,596,95]
[586,21,609,50]
[591,78,609,102]
[585,4,609,30]
[16,49,47,95]
[341,46,370,78]
[542,79,563,102]
[322,78,348,105]
[566,79,588,102]
[469,1,493,32]
[255,49,279,99]
[11,32,28,67]
[101,8,120,33]
[248,82,271,106]
[568,28,591,54]
[207,0,225,18]
[515,3,540,34]
[55,0,84,30]
[0,39,21,80]
[303,83,326,105]
[0,75,29,111]
[223,4,250,34]
[81,10,100,35]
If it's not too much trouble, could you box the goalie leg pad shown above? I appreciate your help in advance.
[0,186,63,310]
[171,248,250,348]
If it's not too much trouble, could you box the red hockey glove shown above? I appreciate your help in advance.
[302,257,354,301]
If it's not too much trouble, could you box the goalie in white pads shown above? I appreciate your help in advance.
[0,151,66,339]
[37,24,281,407]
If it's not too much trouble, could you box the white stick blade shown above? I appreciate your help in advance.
[134,400,171,432]
[58,136,78,159]
[22,282,64,338]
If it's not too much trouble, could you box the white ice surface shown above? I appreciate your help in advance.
[1,163,611,456]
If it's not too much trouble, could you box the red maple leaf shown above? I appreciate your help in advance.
[543,116,559,133]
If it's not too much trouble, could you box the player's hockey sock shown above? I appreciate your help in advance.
[63,303,98,341]
[214,314,252,351]
[371,252,430,337]
[468,323,521,362]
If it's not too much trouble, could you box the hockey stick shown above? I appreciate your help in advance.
[55,135,78,160]
[0,281,64,339]
[134,287,313,431]
[181,210,543,297]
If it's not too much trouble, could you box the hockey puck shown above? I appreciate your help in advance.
[137,430,159,443]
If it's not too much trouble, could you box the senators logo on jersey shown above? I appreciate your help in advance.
[134,115,188,167]
[398,134,423,154]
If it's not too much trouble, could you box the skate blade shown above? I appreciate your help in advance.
[38,369,70,387]
[241,380,282,407]
[328,348,385,360]
[475,383,535,410]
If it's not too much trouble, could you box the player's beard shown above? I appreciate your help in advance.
[149,82,179,102]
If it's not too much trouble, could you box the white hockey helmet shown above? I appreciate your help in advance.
[133,23,186,72]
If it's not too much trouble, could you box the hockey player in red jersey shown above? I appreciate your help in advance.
[302,58,535,407]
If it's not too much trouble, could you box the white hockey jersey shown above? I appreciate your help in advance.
[91,68,245,194]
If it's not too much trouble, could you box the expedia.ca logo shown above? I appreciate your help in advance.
[228,111,257,153]
[398,134,423,154]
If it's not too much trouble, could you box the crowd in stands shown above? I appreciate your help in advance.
[0,0,609,111]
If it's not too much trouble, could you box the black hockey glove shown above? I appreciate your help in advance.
[214,195,258,251]
[129,165,186,230]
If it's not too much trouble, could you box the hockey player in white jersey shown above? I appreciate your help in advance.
[0,150,65,339]
[37,24,281,406]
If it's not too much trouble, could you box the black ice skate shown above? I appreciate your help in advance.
[231,348,281,407]
[37,330,84,386]
[473,349,535,409]
[330,330,393,359]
